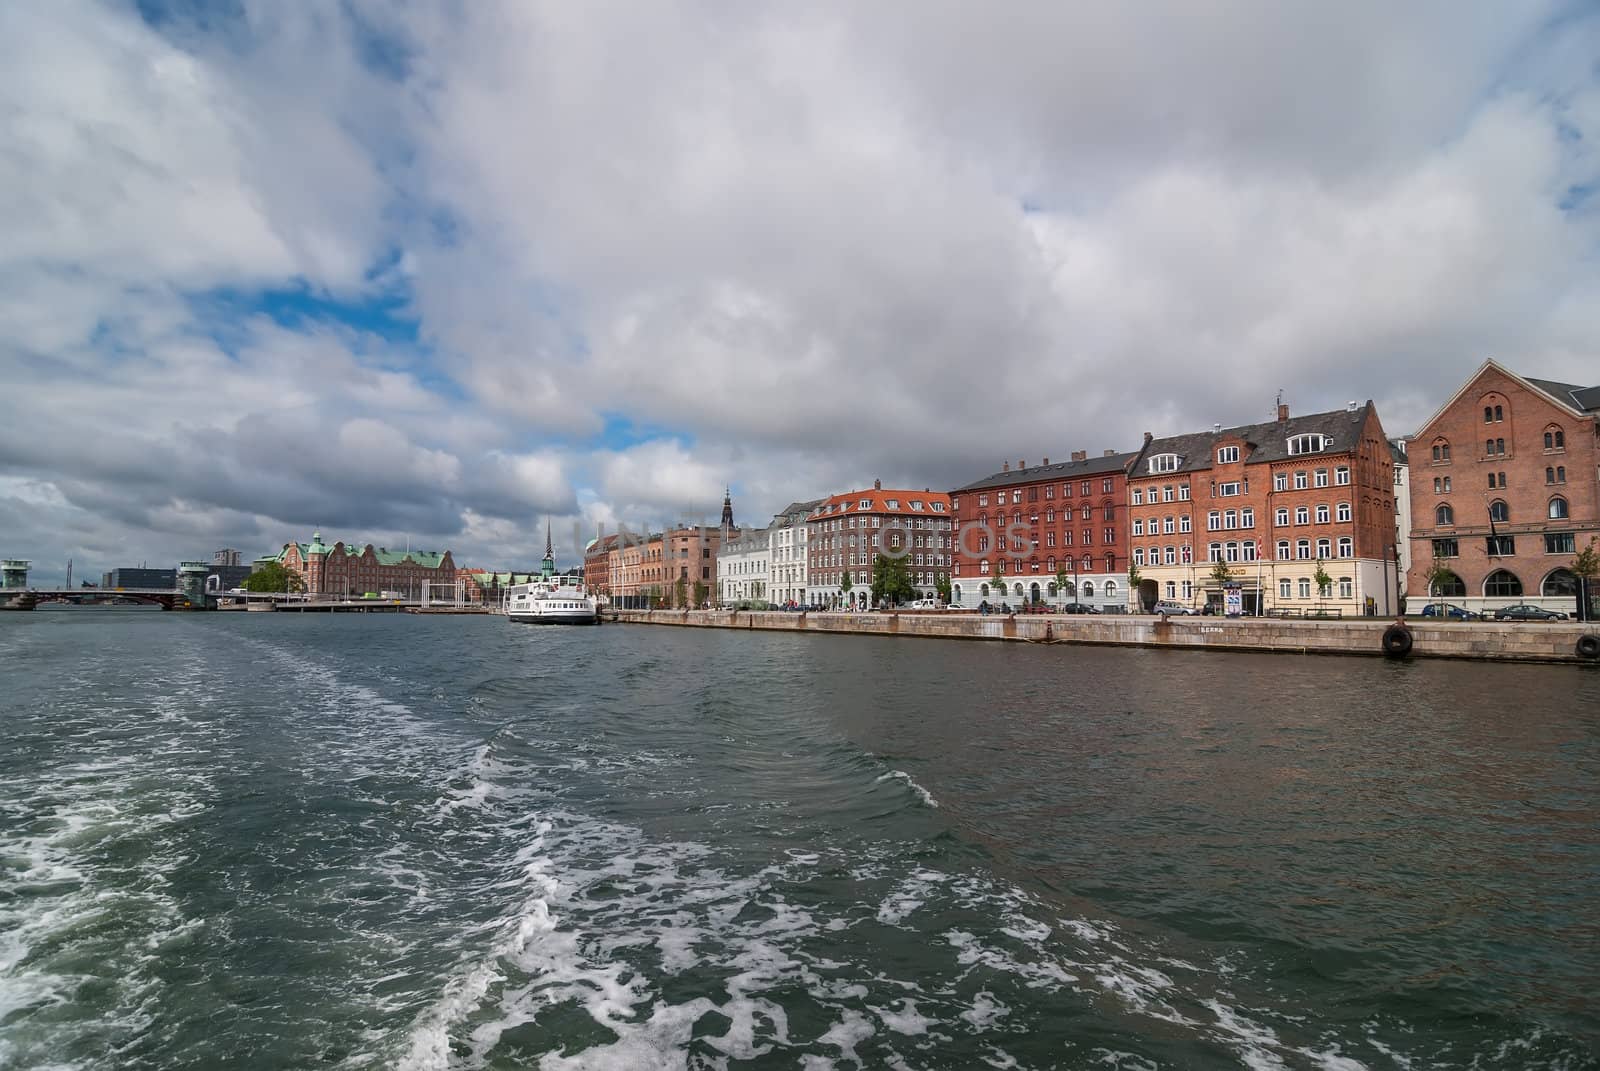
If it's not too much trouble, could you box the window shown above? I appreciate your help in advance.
[1161,486,1174,502]
[1339,577,1353,599]
[1013,491,1023,504]
[1217,446,1239,463]
[1485,535,1515,556]
[1208,542,1223,562]
[1549,497,1569,519]
[1133,548,1145,566]
[1164,546,1177,565]
[1545,533,1575,555]
[1337,503,1352,523]
[1274,473,1288,491]
[1436,504,1454,525]
[1432,538,1458,558]
[1431,439,1451,463]
[1489,500,1509,523]
[1207,510,1221,531]
[1298,578,1312,598]
[1295,506,1310,525]
[1046,531,1056,547]
[1314,469,1329,488]
[1484,569,1522,597]
[1179,515,1192,533]
[1288,434,1327,455]
[1181,544,1193,564]
[1543,567,1578,595]
[1241,509,1254,528]
[1132,519,1143,536]
[1130,488,1143,505]
[1279,578,1292,599]
[1335,466,1350,486]
[1178,484,1190,501]
[1316,537,1332,558]
[1296,539,1311,560]
[1489,472,1506,489]
[1546,466,1566,484]
[1218,482,1241,497]
[1225,542,1241,563]
[1104,527,1115,544]
[1147,453,1179,473]
[1315,505,1330,524]
[1276,539,1290,559]
[1544,427,1565,451]
[1103,479,1114,493]
[1294,471,1308,490]
[1275,507,1289,526]
[1163,517,1175,534]
[1166,581,1177,598]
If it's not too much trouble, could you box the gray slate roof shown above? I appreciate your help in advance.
[1526,377,1600,414]
[1132,403,1375,478]
[955,451,1141,493]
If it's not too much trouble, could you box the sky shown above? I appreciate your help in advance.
[3,1,1598,584]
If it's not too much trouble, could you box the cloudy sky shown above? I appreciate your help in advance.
[3,1,1598,583]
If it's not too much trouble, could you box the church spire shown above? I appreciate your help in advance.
[540,518,555,579]
[720,487,734,532]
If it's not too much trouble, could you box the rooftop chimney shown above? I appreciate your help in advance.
[1143,431,1153,445]
[1042,457,1049,466]
[1019,459,1026,471]
[1071,449,1087,462]
[873,478,882,490]
[1103,449,1116,457]
[1003,461,1009,472]
[1277,403,1289,423]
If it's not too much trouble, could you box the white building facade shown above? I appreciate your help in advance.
[768,499,822,607]
[716,527,769,606]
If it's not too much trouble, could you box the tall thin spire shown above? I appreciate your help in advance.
[720,487,734,532]
[544,518,553,560]
[540,518,556,579]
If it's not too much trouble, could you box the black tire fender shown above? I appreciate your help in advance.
[1577,634,1600,660]
[1382,624,1413,658]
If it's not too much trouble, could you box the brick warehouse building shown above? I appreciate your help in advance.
[949,451,1137,611]
[1406,360,1599,612]
[1126,402,1400,616]
[274,532,457,598]
[807,481,952,609]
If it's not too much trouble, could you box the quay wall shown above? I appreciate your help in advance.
[613,609,1600,665]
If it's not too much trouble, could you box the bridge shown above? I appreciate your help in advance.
[0,587,200,611]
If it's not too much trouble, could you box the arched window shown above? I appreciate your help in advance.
[980,584,990,598]
[1431,573,1466,597]
[1484,570,1522,598]
[1431,438,1451,462]
[1013,583,1024,597]
[1543,569,1577,596]
[1082,554,1092,570]
[1489,500,1509,523]
[1104,580,1118,597]
[1549,497,1569,519]
[953,585,963,602]
[1544,426,1565,450]
[1105,553,1115,572]
[1082,581,1095,597]
[1133,548,1145,566]
[1337,536,1353,558]
[1047,582,1057,596]
[1436,504,1454,525]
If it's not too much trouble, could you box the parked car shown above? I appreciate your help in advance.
[1151,600,1198,616]
[1058,602,1099,614]
[1420,602,1478,620]
[910,598,944,610]
[1492,603,1569,621]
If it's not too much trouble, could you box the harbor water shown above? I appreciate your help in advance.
[1,613,1596,1069]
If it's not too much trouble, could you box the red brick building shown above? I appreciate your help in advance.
[1126,402,1399,615]
[275,532,457,599]
[807,481,952,609]
[949,451,1137,610]
[1406,360,1599,611]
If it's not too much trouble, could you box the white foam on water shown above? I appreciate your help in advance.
[874,770,940,808]
[872,997,935,1036]
[959,990,1010,1030]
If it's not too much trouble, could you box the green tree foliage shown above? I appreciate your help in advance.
[871,553,917,607]
[673,575,688,608]
[840,570,853,604]
[692,580,708,608]
[243,561,302,593]
[934,573,952,605]
[1055,565,1071,604]
[1423,557,1458,615]
[1209,557,1235,587]
[1312,558,1333,598]
[992,559,1006,597]
[1571,536,1598,622]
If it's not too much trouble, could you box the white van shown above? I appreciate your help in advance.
[910,598,943,610]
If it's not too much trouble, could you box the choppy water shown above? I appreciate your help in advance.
[1,612,1596,1069]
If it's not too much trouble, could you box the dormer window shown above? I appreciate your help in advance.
[1287,433,1327,455]
[858,499,871,509]
[910,501,925,511]
[1217,446,1240,464]
[885,499,899,509]
[1147,453,1180,474]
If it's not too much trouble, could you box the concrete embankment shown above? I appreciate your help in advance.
[613,609,1600,665]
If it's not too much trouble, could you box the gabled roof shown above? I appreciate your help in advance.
[953,451,1139,493]
[1412,358,1600,436]
[1131,403,1375,478]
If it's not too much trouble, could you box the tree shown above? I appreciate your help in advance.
[1571,536,1599,622]
[692,580,708,609]
[1055,565,1071,607]
[840,569,853,608]
[673,575,688,608]
[992,559,1006,602]
[1209,557,1235,587]
[243,561,302,593]
[934,572,952,606]
[1422,557,1458,617]
[1312,558,1333,603]
[871,553,917,607]
[1127,563,1142,609]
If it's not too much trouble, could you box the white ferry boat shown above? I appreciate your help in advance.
[505,526,599,625]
